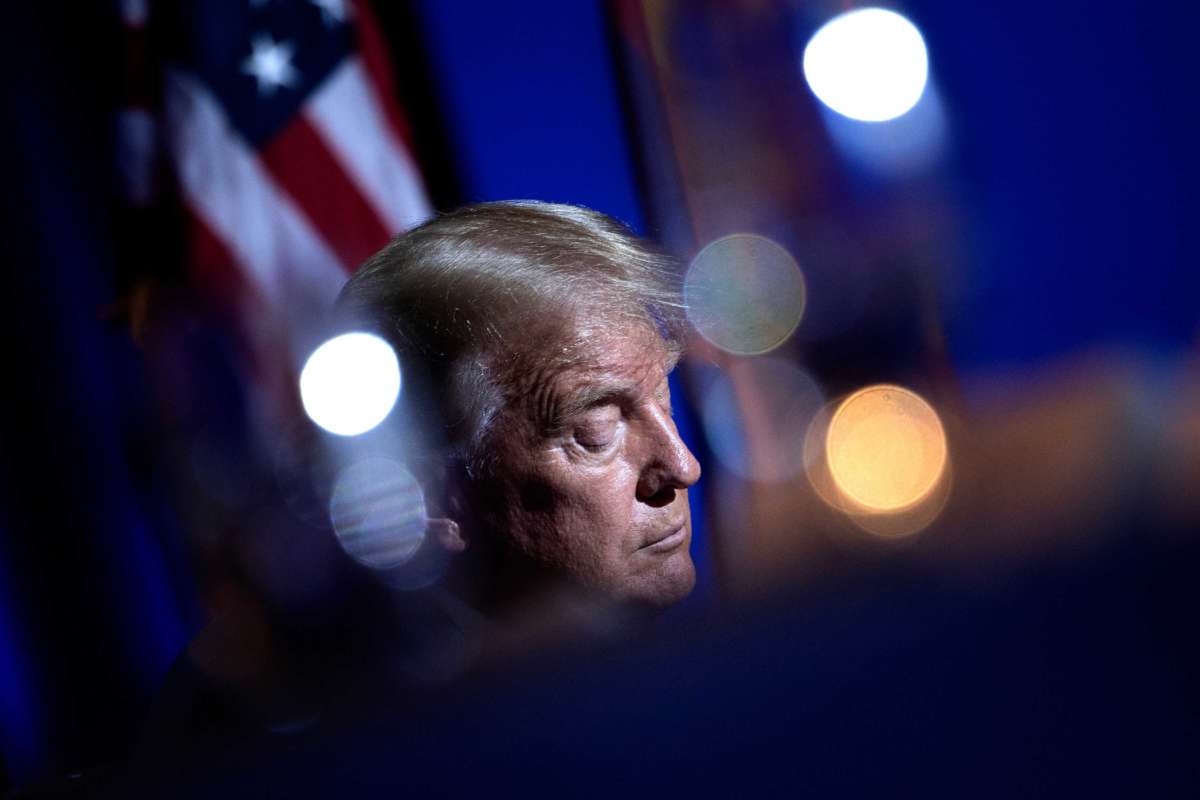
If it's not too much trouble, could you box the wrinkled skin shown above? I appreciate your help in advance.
[469,320,701,608]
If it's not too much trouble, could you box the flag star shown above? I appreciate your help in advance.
[241,35,301,95]
[309,0,350,26]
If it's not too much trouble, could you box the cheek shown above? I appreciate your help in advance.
[586,468,640,531]
[520,460,641,548]
[514,474,557,514]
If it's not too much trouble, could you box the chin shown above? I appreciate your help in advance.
[627,553,696,609]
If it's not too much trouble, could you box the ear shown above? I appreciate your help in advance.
[426,517,466,553]
[432,455,476,554]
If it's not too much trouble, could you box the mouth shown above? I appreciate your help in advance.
[639,524,688,554]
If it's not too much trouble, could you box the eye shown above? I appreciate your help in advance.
[573,410,619,450]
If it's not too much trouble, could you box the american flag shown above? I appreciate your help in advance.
[118,0,431,354]
[110,0,435,645]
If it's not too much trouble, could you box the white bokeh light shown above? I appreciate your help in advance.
[802,7,929,122]
[299,332,401,437]
[329,458,427,571]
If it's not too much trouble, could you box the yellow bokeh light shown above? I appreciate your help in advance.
[825,384,947,513]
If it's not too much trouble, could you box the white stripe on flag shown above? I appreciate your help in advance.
[164,71,347,315]
[304,57,432,236]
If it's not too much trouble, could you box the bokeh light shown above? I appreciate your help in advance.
[329,457,426,571]
[802,399,844,510]
[825,384,947,512]
[684,234,807,355]
[299,332,401,437]
[819,83,947,174]
[805,384,951,539]
[701,357,824,482]
[802,8,929,122]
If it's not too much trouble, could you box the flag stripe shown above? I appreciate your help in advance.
[304,57,431,236]
[165,71,346,314]
[185,205,254,312]
[260,112,393,271]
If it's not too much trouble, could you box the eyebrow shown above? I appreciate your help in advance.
[553,383,638,427]
[543,352,680,433]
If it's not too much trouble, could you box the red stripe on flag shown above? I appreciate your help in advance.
[185,206,295,411]
[351,0,419,154]
[186,205,260,314]
[259,116,393,272]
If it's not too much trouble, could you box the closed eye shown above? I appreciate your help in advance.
[573,408,620,450]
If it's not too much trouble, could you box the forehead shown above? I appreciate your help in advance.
[505,319,676,428]
[560,319,674,378]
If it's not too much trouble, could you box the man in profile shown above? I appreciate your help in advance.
[133,202,700,778]
[336,201,701,628]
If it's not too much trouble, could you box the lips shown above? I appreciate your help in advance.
[640,523,688,553]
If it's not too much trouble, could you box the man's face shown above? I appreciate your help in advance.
[475,320,701,608]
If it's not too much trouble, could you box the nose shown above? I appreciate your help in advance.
[636,403,702,503]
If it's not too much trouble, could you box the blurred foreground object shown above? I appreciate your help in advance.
[124,508,1200,798]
